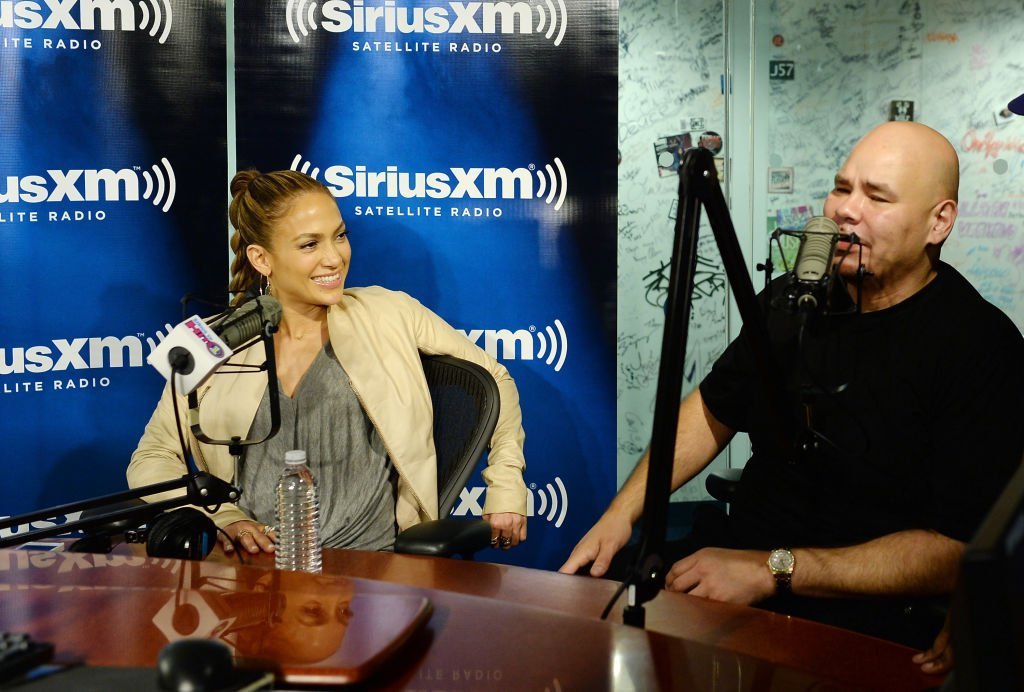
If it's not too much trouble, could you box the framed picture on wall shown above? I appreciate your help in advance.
[767,167,794,193]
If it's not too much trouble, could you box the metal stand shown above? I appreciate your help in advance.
[0,472,240,549]
[622,147,795,627]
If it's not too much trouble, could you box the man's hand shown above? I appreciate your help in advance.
[912,611,953,675]
[664,547,776,605]
[558,511,632,577]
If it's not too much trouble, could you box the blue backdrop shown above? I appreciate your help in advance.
[1,3,227,534]
[235,0,617,569]
[1,0,617,571]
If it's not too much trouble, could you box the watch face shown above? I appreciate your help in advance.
[769,549,794,572]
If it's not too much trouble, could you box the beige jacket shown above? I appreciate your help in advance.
[127,286,527,531]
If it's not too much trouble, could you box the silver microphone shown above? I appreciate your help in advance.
[792,216,840,312]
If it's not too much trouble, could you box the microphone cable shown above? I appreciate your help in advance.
[169,360,195,477]
[169,360,247,565]
[793,306,870,460]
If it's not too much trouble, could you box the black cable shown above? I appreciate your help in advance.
[168,365,194,475]
[794,306,870,459]
[600,579,630,620]
[174,366,249,566]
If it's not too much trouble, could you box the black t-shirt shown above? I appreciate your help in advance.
[701,262,1024,551]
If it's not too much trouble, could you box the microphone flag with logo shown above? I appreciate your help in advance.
[147,296,283,394]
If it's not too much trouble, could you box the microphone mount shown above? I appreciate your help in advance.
[169,292,284,462]
[187,317,282,463]
[763,227,869,317]
[186,317,282,474]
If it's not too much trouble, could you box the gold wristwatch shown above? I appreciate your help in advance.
[767,548,795,593]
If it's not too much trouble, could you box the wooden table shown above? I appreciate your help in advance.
[0,546,944,690]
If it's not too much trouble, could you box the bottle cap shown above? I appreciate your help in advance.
[284,450,307,465]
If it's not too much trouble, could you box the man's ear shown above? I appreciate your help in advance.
[246,244,272,277]
[927,200,957,247]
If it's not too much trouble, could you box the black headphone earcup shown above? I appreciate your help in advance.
[146,508,217,560]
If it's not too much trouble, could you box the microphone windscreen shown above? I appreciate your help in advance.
[216,295,283,350]
[795,217,840,282]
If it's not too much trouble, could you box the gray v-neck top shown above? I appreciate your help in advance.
[238,342,396,551]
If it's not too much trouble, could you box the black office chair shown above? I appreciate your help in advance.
[393,354,499,558]
[705,467,744,504]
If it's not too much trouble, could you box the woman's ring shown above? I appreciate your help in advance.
[238,529,252,539]
[500,536,512,547]
[261,525,274,535]
[490,537,499,547]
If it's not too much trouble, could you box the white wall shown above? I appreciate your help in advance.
[617,0,1024,499]
[617,0,734,500]
[749,0,1024,326]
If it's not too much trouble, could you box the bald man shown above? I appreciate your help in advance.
[561,122,1024,655]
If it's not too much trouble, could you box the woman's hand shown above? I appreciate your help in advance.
[220,519,276,555]
[483,512,527,549]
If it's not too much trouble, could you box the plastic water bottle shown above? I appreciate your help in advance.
[274,450,322,573]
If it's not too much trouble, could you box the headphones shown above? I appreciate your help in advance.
[146,508,218,560]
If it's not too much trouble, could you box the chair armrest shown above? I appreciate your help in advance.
[705,467,745,503]
[394,519,492,558]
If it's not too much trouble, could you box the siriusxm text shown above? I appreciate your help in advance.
[0,0,136,31]
[1,336,144,375]
[320,0,537,35]
[459,328,533,360]
[322,164,533,200]
[0,168,142,204]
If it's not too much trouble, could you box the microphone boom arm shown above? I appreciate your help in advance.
[0,472,240,549]
[623,147,795,627]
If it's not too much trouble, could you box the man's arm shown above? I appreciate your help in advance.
[559,389,734,576]
[793,529,963,597]
[664,528,963,604]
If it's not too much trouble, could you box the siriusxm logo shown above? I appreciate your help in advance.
[0,512,82,541]
[286,0,568,46]
[0,159,176,212]
[0,0,173,43]
[1,336,145,375]
[457,320,567,372]
[291,155,567,211]
[453,477,568,527]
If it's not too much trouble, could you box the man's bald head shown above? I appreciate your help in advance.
[824,121,961,309]
[851,121,959,203]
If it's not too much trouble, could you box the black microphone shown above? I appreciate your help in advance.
[212,295,284,350]
[791,216,840,313]
[147,295,284,394]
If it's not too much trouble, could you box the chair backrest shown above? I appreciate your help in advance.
[420,354,500,517]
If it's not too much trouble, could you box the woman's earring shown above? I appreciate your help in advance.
[260,275,271,296]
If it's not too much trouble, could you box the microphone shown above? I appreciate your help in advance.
[147,295,283,394]
[790,216,840,312]
[214,296,284,350]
